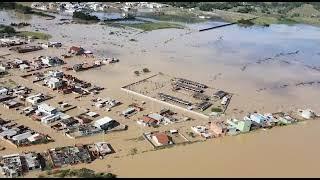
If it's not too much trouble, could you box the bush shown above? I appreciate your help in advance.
[237,7,257,13]
[211,107,223,112]
[134,71,140,76]
[73,11,100,21]
[129,148,138,155]
[142,68,150,73]
[1,26,16,34]
[77,168,95,178]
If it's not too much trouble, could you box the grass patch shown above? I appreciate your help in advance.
[142,14,205,23]
[0,2,55,19]
[124,22,184,31]
[43,168,116,178]
[17,31,52,40]
[211,107,223,112]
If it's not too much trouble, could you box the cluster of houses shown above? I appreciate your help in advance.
[137,109,177,127]
[0,142,113,178]
[0,118,52,148]
[192,109,318,139]
[122,2,168,11]
[40,41,62,49]
[65,116,126,139]
[0,37,27,48]
[144,129,189,148]
[1,56,64,73]
[31,2,168,14]
[68,46,93,57]
[37,70,103,96]
[9,46,43,54]
[0,152,42,178]
[92,97,121,110]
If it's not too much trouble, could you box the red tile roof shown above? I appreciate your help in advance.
[69,46,83,52]
[142,116,158,124]
[154,133,170,145]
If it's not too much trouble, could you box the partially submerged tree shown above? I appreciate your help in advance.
[142,68,150,73]
[134,70,140,76]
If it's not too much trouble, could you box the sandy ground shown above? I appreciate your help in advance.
[0,10,320,177]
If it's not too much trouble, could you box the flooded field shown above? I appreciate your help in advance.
[1,9,320,177]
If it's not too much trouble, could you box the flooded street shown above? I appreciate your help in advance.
[1,9,320,177]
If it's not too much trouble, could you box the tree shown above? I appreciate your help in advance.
[129,147,138,155]
[142,68,150,73]
[134,71,140,76]
[73,11,100,21]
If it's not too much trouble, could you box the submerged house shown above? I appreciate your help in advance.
[299,109,316,119]
[226,118,252,133]
[93,116,120,131]
[152,132,173,146]
[245,113,269,125]
[69,46,85,55]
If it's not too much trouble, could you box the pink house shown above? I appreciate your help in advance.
[209,121,228,137]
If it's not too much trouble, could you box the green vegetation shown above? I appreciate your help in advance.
[211,107,223,113]
[43,168,116,178]
[0,25,16,34]
[73,11,100,22]
[143,14,205,23]
[237,18,255,27]
[17,31,52,40]
[125,22,184,31]
[162,2,320,26]
[0,2,55,19]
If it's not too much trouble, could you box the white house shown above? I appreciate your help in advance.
[37,103,57,115]
[45,77,63,89]
[26,93,45,105]
[0,87,8,95]
[48,70,64,78]
[300,109,316,119]
[94,116,114,129]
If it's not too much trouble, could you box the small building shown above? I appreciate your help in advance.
[221,96,229,105]
[299,109,316,119]
[86,111,98,118]
[23,152,41,171]
[213,90,228,99]
[0,87,8,95]
[226,118,252,133]
[191,126,213,139]
[26,93,46,105]
[121,107,136,117]
[41,56,64,67]
[19,64,30,71]
[69,46,85,55]
[137,115,159,127]
[60,118,78,128]
[209,121,228,136]
[45,77,63,89]
[0,154,23,178]
[93,116,119,131]
[152,133,173,146]
[246,113,269,125]
[48,70,64,78]
[3,100,19,109]
[94,142,112,156]
[37,103,57,115]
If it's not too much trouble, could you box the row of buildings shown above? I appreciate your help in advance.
[0,118,52,148]
[192,109,318,139]
[0,142,113,178]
